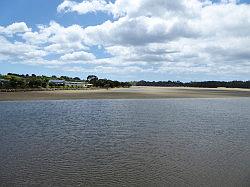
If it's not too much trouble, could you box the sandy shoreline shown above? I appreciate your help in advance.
[0,86,250,101]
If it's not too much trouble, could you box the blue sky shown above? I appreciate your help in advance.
[0,0,250,81]
[0,0,114,27]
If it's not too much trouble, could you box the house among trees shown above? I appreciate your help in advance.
[49,80,93,88]
[48,80,65,86]
[0,79,9,83]
[0,73,130,90]
[65,81,93,88]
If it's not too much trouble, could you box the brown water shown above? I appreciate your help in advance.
[0,99,249,186]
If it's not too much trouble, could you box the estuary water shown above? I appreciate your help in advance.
[0,99,249,186]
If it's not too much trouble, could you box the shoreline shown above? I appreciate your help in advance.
[1,86,250,101]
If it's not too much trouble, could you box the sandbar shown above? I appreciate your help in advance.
[0,86,250,101]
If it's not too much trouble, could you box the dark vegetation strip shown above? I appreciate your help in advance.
[1,73,250,92]
[134,80,250,89]
[0,73,131,91]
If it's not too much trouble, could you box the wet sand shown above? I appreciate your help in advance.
[0,86,250,101]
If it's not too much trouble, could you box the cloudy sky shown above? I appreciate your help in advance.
[0,0,250,81]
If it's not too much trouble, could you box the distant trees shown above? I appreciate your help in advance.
[86,75,131,88]
[59,76,81,82]
[136,80,184,87]
[87,75,98,82]
[0,73,50,89]
[27,77,48,88]
[9,76,26,89]
[2,72,249,90]
[0,73,132,90]
[60,76,71,81]
[136,80,250,89]
[73,77,81,81]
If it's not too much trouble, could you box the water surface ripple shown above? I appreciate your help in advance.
[0,99,249,186]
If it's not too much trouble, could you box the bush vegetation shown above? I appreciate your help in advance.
[135,80,250,89]
[0,73,131,89]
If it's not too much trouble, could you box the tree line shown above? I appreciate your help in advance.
[87,75,131,89]
[0,73,131,89]
[135,80,250,89]
[1,73,249,89]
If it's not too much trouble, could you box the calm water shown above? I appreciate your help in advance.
[0,99,249,186]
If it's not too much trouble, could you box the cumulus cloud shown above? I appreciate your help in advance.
[21,21,89,54]
[60,51,96,61]
[57,0,203,18]
[84,16,199,46]
[80,0,249,77]
[1,0,250,79]
[0,22,31,36]
[0,36,47,60]
[57,0,241,18]
[0,22,92,65]
[57,0,114,15]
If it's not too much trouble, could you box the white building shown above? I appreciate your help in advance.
[49,80,92,87]
[65,81,93,88]
[48,80,65,86]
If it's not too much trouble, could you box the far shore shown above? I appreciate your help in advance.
[0,86,250,101]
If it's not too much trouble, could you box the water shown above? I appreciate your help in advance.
[0,99,249,186]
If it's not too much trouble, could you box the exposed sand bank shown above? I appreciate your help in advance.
[0,86,250,101]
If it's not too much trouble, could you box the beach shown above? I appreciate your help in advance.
[0,86,250,101]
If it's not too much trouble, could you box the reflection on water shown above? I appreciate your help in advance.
[0,99,250,186]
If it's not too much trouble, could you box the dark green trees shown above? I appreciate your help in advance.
[0,73,132,89]
[86,75,131,88]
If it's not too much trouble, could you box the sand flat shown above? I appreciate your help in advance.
[0,86,250,101]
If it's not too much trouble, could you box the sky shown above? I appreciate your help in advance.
[0,0,250,81]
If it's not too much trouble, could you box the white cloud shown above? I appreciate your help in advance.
[22,31,50,44]
[84,16,198,46]
[57,0,76,13]
[57,0,203,18]
[22,21,89,54]
[0,22,31,36]
[79,0,250,77]
[0,36,47,60]
[57,0,114,15]
[1,0,250,79]
[57,0,241,18]
[60,51,96,61]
